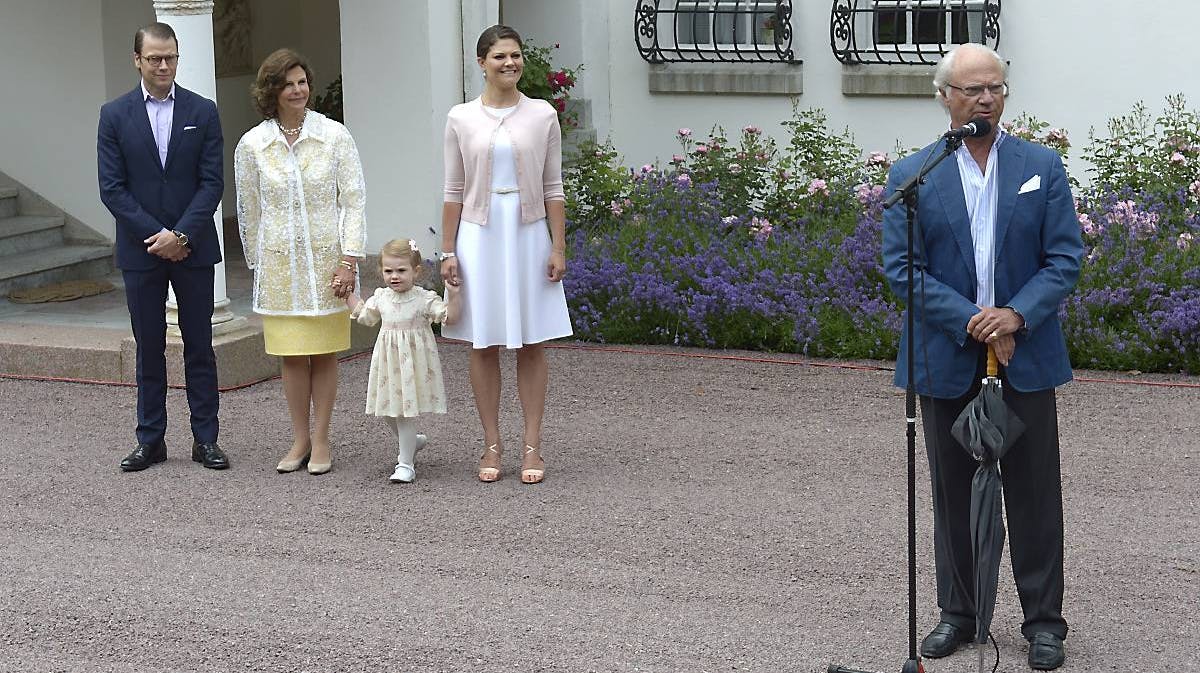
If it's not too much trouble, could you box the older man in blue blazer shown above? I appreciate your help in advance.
[98,22,228,472]
[881,44,1083,671]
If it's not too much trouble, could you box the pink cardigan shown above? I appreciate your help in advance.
[442,94,565,225]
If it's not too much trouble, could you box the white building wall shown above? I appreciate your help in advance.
[340,0,463,256]
[0,1,117,237]
[597,0,1200,177]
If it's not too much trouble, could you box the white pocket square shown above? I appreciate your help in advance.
[1018,175,1041,194]
[183,125,197,131]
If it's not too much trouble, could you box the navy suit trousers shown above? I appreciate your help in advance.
[123,263,218,446]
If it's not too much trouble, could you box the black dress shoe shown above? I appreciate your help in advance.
[1028,632,1065,670]
[120,442,167,471]
[919,621,972,658]
[192,441,230,470]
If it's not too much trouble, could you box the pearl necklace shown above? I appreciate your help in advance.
[276,109,306,137]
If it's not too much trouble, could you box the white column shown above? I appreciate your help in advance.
[154,0,240,334]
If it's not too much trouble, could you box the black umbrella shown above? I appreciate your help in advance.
[950,345,1025,672]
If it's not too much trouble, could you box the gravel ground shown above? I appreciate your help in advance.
[1,341,1197,673]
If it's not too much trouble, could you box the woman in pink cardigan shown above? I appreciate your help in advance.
[440,25,572,484]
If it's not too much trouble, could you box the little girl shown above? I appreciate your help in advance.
[346,239,461,482]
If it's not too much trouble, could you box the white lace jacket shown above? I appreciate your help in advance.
[234,111,366,316]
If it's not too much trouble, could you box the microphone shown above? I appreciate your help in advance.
[944,117,992,139]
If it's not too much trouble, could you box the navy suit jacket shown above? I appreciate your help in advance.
[98,84,224,271]
[881,135,1084,398]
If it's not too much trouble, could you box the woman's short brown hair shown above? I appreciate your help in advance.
[476,24,523,59]
[250,48,314,119]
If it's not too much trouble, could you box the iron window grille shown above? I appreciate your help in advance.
[635,0,799,64]
[830,0,1000,65]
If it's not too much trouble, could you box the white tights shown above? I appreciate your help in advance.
[384,416,418,468]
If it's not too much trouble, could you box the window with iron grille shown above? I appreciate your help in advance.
[636,0,799,64]
[831,0,1000,65]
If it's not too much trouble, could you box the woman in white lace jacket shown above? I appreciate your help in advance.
[234,48,365,475]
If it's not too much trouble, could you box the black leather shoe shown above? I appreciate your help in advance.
[120,442,166,471]
[192,441,230,470]
[920,621,972,658]
[1028,632,1065,670]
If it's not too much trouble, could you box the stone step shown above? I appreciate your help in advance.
[0,187,17,219]
[0,214,66,256]
[0,243,113,295]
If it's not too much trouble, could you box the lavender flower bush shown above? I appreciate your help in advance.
[562,98,1200,373]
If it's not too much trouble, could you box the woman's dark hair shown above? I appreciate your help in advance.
[250,48,315,119]
[476,24,523,59]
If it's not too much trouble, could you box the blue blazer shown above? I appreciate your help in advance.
[98,84,224,271]
[881,136,1084,398]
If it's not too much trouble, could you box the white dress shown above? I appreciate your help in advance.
[353,287,448,418]
[440,106,573,349]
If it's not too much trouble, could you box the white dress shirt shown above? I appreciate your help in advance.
[954,128,1006,308]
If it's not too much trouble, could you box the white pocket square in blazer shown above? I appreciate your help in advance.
[1018,175,1041,194]
[183,125,197,131]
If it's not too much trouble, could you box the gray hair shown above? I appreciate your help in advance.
[932,43,1007,98]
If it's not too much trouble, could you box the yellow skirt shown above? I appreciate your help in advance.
[262,312,350,356]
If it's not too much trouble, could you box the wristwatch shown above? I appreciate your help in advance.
[438,251,457,261]
[171,229,190,247]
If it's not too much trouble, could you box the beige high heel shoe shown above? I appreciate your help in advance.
[521,444,545,484]
[275,451,310,473]
[478,443,501,482]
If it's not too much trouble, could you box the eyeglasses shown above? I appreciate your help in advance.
[139,54,179,67]
[945,82,1008,98]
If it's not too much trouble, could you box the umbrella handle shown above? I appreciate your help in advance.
[987,344,999,377]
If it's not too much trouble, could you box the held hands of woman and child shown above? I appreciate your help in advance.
[329,256,358,298]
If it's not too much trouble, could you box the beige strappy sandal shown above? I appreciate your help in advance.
[521,444,545,484]
[478,443,501,482]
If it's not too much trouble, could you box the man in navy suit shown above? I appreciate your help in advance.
[882,44,1083,670]
[98,22,229,472]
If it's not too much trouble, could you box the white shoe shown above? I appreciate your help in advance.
[389,463,416,483]
[415,433,428,452]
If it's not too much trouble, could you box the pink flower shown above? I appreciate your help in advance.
[807,178,829,195]
[1189,180,1200,198]
[1170,151,1187,164]
[729,163,742,174]
[748,216,773,241]
[672,154,684,163]
[1044,128,1070,148]
[1108,199,1158,238]
[742,125,761,135]
[608,200,623,217]
[1178,232,1195,251]
[694,144,709,154]
[677,128,692,137]
[866,151,891,168]
[854,183,885,206]
[640,164,655,174]
[1078,213,1096,236]
[676,174,692,188]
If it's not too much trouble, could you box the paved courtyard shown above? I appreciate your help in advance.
[1,342,1197,672]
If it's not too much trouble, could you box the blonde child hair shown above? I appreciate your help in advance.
[378,238,423,275]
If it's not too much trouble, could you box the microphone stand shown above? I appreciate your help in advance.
[827,134,963,673]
